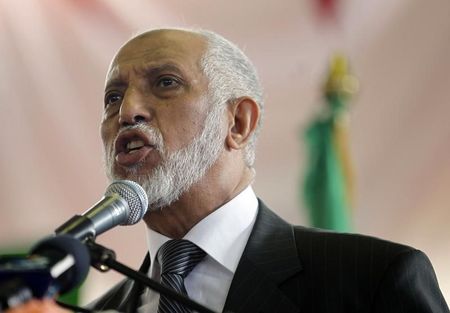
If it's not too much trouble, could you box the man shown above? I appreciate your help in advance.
[91,27,450,313]
[8,28,449,313]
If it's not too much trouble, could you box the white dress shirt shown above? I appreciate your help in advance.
[139,186,258,313]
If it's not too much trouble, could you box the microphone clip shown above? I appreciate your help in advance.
[84,239,116,273]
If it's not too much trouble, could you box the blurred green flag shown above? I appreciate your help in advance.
[302,55,358,232]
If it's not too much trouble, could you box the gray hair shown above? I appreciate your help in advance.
[196,30,264,168]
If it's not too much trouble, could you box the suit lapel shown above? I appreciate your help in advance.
[224,201,302,313]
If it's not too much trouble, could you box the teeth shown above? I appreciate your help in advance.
[126,140,145,151]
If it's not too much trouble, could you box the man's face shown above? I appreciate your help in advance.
[101,30,225,210]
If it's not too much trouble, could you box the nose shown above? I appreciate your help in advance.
[118,89,152,126]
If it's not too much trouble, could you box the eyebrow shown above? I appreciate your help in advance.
[137,63,185,78]
[104,68,128,91]
[105,63,185,91]
[105,79,126,91]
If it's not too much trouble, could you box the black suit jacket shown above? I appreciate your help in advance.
[90,200,449,313]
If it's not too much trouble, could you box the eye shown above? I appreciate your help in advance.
[104,92,123,108]
[155,76,180,89]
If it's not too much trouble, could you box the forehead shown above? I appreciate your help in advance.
[106,30,207,82]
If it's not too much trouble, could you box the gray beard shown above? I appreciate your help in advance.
[104,104,225,211]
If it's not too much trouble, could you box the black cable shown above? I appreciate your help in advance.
[56,300,93,313]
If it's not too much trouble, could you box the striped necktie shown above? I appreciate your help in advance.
[157,239,206,313]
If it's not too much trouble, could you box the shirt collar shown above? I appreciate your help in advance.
[146,185,258,274]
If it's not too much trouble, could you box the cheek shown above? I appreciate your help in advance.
[100,121,115,149]
[162,111,206,150]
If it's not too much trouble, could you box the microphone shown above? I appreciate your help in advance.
[55,180,148,241]
[0,235,90,310]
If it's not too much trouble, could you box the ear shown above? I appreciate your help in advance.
[226,97,260,150]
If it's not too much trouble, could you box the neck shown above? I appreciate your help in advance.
[143,165,254,238]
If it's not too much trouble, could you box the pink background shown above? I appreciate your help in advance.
[0,0,449,303]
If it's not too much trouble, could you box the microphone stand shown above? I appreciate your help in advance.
[85,239,217,313]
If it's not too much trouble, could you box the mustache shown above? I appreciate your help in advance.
[113,124,165,153]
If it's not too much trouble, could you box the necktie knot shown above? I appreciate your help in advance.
[158,239,206,278]
[157,240,206,313]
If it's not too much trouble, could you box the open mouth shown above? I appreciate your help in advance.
[114,130,155,166]
[126,139,146,154]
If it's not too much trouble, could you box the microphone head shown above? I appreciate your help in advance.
[105,180,148,225]
[29,235,90,295]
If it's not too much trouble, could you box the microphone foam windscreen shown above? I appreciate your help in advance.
[29,235,90,294]
[105,180,148,225]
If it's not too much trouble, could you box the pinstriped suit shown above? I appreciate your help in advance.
[89,200,449,313]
